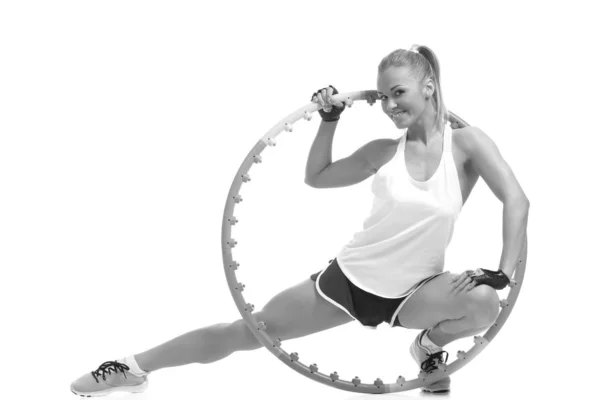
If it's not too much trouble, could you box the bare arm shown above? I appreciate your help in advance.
[451,127,529,293]
[305,119,339,181]
[304,120,388,189]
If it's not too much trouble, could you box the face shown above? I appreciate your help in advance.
[376,65,432,129]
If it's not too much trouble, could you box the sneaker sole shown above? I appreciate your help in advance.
[423,388,450,394]
[70,380,148,397]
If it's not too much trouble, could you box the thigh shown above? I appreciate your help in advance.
[396,273,499,329]
[254,278,354,341]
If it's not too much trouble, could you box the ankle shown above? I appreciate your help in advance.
[423,327,444,349]
[121,354,150,375]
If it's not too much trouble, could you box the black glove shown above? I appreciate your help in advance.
[467,268,510,290]
[311,85,345,122]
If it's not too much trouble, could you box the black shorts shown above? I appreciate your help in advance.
[310,258,444,329]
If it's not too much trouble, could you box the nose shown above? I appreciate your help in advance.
[383,98,397,112]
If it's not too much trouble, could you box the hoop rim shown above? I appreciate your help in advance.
[221,91,524,393]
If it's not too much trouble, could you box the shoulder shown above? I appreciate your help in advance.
[452,125,495,160]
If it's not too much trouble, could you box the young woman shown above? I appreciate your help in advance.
[70,45,529,396]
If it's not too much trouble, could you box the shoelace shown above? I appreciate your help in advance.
[421,350,448,373]
[91,361,130,383]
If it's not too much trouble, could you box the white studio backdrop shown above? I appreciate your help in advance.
[0,1,598,400]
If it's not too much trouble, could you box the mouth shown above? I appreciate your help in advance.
[389,110,407,121]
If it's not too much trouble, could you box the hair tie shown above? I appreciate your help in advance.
[409,45,420,54]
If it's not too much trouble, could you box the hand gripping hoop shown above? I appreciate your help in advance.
[220,90,526,393]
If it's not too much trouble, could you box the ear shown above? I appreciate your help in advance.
[424,79,435,99]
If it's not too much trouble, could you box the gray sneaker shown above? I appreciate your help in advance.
[70,360,149,397]
[409,330,450,393]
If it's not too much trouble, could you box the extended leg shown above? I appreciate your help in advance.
[135,278,353,373]
[70,278,353,397]
[134,322,244,372]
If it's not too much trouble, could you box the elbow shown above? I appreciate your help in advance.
[304,176,318,188]
[507,192,530,208]
[305,177,326,189]
[506,196,530,211]
[305,169,327,188]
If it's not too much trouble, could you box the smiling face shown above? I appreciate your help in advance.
[376,65,435,129]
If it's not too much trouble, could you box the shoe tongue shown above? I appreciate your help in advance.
[424,343,442,354]
[420,330,442,353]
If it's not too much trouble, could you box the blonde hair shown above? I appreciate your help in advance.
[378,45,448,133]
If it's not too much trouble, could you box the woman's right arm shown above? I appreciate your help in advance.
[305,85,389,189]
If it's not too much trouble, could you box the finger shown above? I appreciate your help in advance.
[326,86,334,104]
[318,90,330,108]
[452,276,471,294]
[322,88,332,107]
[450,273,465,289]
[316,92,325,107]
[457,278,473,293]
[466,280,478,292]
[319,90,333,112]
[465,281,477,292]
[330,88,343,107]
[451,271,469,283]
[450,276,467,295]
[450,282,464,295]
[452,272,469,286]
[450,274,463,288]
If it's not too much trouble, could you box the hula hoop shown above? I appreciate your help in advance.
[221,90,526,394]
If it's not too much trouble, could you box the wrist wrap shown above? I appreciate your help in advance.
[468,268,510,290]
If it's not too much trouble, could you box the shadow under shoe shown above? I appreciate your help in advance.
[410,330,451,394]
[70,360,149,397]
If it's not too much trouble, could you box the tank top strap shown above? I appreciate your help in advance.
[443,121,453,153]
[396,130,408,158]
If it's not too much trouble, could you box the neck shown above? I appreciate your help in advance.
[406,104,440,145]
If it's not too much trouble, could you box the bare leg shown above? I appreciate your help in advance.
[134,278,353,373]
[397,273,501,346]
[426,321,492,348]
[401,240,527,348]
[134,322,251,372]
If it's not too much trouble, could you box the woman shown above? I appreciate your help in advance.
[70,45,529,396]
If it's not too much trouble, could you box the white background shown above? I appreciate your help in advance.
[1,1,598,399]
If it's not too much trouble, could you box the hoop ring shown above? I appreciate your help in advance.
[221,90,526,393]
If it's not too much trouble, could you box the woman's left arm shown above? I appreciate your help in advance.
[463,127,530,279]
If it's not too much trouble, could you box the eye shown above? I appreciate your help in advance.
[379,90,404,100]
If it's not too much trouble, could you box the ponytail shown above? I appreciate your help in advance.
[412,45,447,133]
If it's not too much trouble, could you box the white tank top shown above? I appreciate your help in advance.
[335,120,463,298]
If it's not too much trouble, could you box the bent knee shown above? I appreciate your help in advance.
[466,285,500,326]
